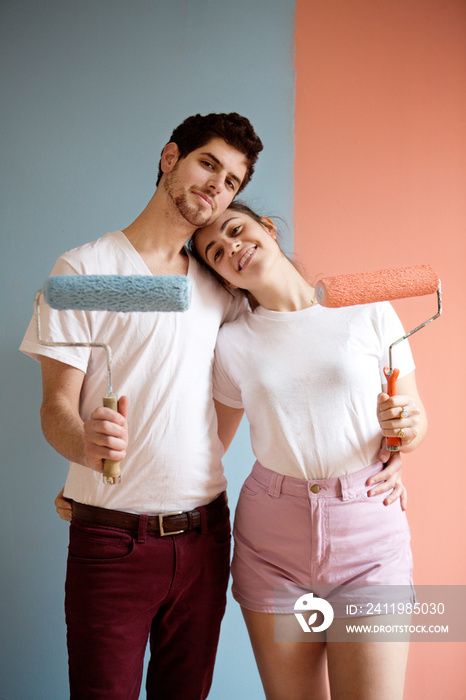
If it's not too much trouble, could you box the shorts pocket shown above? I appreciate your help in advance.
[362,487,403,510]
[69,520,134,562]
[240,473,267,499]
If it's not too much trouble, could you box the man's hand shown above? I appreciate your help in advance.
[83,396,129,472]
[366,446,407,510]
[55,487,72,522]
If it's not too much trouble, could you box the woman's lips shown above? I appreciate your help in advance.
[238,246,257,271]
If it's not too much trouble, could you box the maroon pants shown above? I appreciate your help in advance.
[65,498,230,699]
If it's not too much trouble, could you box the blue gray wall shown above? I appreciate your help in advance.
[1,1,295,697]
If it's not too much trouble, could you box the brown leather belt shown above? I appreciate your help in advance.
[72,491,227,537]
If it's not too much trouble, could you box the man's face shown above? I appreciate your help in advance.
[162,137,248,228]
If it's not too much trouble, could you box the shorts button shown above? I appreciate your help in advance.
[310,484,320,494]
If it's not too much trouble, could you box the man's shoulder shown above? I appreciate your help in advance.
[55,232,124,274]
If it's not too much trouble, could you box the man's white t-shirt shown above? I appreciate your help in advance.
[213,302,415,480]
[20,231,245,514]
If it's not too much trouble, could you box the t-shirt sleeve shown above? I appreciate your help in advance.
[212,330,244,409]
[376,302,416,381]
[19,257,92,372]
[221,289,248,325]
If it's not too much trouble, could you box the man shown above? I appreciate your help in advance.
[21,112,404,699]
[20,113,262,700]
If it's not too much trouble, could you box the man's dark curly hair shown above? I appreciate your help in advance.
[156,112,263,193]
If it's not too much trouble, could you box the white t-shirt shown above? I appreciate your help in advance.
[213,302,415,480]
[20,231,245,513]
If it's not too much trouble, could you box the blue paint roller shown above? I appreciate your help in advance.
[35,274,191,485]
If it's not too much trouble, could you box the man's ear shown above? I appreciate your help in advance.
[261,216,278,240]
[160,142,180,174]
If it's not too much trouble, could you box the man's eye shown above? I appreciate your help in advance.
[202,160,214,169]
[226,179,235,190]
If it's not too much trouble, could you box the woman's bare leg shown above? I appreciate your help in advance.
[241,607,330,700]
[326,615,410,700]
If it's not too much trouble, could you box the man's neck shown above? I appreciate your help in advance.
[122,190,194,275]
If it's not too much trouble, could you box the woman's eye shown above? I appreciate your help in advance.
[231,226,241,237]
[214,248,223,261]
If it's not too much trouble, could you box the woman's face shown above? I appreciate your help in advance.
[193,209,280,290]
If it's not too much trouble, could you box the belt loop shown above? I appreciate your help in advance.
[267,472,284,499]
[339,475,354,501]
[199,505,209,534]
[137,514,148,543]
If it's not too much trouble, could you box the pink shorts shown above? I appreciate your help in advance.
[231,461,414,617]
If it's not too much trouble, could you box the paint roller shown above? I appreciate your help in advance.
[315,265,442,451]
[35,274,191,483]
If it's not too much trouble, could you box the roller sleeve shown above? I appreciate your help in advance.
[315,265,439,308]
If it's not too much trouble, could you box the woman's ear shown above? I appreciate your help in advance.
[260,217,278,240]
[160,142,180,174]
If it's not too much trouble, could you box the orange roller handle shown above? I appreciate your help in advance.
[383,367,401,451]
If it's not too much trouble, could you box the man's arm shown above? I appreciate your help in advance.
[55,397,236,521]
[40,356,128,471]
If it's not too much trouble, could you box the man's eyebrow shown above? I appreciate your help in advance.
[200,152,242,187]
[204,218,238,261]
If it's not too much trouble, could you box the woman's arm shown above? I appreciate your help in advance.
[378,370,427,453]
[214,399,244,452]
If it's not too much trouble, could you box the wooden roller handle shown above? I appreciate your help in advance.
[383,367,401,452]
[102,395,121,485]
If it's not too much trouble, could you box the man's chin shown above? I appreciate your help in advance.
[184,208,217,228]
[172,196,209,226]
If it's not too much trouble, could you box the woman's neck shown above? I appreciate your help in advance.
[251,259,316,312]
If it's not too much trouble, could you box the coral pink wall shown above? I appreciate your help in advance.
[294,0,466,695]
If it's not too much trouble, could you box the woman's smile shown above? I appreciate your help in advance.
[237,245,257,271]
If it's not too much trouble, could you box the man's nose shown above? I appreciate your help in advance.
[207,173,223,193]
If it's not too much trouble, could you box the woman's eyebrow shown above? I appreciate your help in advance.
[220,217,237,232]
[204,218,239,260]
[205,240,216,261]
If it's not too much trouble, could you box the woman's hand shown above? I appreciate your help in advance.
[367,448,407,510]
[377,391,422,449]
[55,487,72,522]
[378,371,428,453]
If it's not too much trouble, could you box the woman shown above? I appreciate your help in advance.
[191,201,427,700]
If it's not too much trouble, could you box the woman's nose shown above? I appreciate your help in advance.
[228,240,241,255]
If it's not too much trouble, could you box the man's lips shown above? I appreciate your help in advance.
[193,191,213,208]
[237,245,257,271]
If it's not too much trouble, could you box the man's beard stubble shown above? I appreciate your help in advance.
[164,169,214,228]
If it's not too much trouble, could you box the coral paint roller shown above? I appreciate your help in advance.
[315,265,442,451]
[35,275,191,483]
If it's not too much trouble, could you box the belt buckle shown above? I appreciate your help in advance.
[158,511,184,537]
